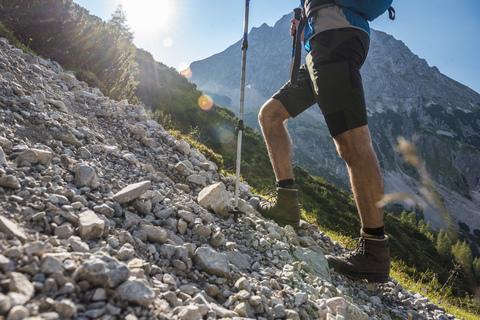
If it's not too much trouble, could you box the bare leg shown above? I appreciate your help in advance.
[333,125,384,228]
[258,98,294,182]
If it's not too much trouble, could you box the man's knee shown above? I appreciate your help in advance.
[334,126,374,164]
[258,98,290,128]
[335,141,353,164]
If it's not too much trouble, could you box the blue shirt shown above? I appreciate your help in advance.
[300,0,370,51]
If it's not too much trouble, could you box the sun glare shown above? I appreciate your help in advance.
[122,0,174,32]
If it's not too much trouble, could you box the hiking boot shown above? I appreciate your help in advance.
[326,233,390,283]
[256,187,300,230]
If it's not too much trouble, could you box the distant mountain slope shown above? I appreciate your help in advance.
[189,13,480,249]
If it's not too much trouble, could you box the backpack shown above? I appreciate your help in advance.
[289,0,394,86]
[304,0,395,21]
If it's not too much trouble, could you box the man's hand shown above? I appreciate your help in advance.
[290,18,299,36]
[290,18,303,41]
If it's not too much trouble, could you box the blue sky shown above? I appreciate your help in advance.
[72,0,480,94]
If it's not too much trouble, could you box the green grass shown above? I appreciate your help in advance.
[390,261,480,320]
[0,21,35,54]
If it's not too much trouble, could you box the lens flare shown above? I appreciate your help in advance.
[122,0,175,32]
[213,121,235,144]
[198,95,214,111]
[178,62,189,71]
[180,66,192,79]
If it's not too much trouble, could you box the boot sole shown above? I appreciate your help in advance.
[257,209,299,230]
[272,217,299,230]
[327,256,389,283]
[336,269,389,283]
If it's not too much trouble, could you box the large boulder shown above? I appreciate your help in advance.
[197,183,233,218]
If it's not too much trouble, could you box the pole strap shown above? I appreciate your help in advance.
[236,120,244,133]
[242,34,249,50]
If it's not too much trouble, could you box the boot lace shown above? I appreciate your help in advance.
[344,237,366,259]
[260,188,278,203]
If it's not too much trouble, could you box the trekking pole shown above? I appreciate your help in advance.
[231,0,250,221]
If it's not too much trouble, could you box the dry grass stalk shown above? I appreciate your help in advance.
[378,136,458,241]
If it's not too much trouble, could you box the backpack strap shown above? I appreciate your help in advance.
[388,6,395,20]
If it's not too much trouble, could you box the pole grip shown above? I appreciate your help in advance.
[294,7,302,20]
[290,8,304,87]
[292,8,302,49]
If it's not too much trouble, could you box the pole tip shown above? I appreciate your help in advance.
[229,207,243,222]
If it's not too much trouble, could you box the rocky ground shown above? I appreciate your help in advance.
[0,38,459,320]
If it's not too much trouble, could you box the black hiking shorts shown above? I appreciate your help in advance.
[272,27,370,137]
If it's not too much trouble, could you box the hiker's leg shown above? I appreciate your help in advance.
[257,64,314,230]
[332,125,384,228]
[258,98,294,182]
[257,98,300,230]
[314,29,389,281]
[327,124,390,283]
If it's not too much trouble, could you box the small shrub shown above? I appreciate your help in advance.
[0,22,22,47]
[74,69,101,88]
[0,22,35,54]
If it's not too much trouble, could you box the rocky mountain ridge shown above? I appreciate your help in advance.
[189,13,480,249]
[0,38,462,319]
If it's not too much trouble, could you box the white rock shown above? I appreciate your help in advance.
[176,139,191,155]
[5,305,29,320]
[140,225,167,244]
[197,182,233,218]
[72,164,99,189]
[178,305,201,320]
[187,174,206,185]
[68,236,90,252]
[92,288,107,301]
[0,216,26,242]
[40,255,64,275]
[0,176,21,189]
[116,278,155,307]
[60,72,77,85]
[326,297,368,320]
[112,181,151,203]
[73,253,130,288]
[0,293,12,315]
[117,243,135,261]
[50,100,69,112]
[122,152,138,164]
[75,90,98,100]
[8,272,34,299]
[0,147,7,167]
[192,247,230,278]
[78,210,105,240]
[55,299,77,318]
